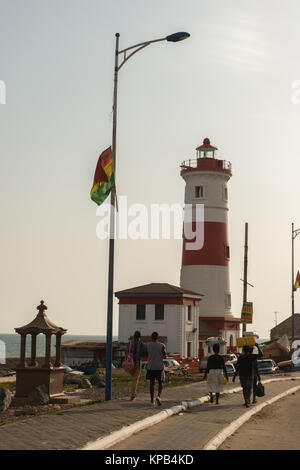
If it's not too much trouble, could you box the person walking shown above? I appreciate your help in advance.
[129,331,146,401]
[146,332,166,406]
[251,349,261,404]
[203,343,228,405]
[233,342,263,407]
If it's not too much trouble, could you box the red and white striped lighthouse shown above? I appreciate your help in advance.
[180,138,240,357]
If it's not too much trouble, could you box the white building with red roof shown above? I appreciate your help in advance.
[115,283,203,357]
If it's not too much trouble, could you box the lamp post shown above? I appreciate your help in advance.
[292,223,300,372]
[105,31,190,401]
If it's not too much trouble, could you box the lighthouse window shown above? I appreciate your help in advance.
[195,186,204,198]
[225,245,230,259]
[225,294,231,309]
[155,304,164,321]
[187,306,192,322]
[224,187,228,200]
[136,304,146,320]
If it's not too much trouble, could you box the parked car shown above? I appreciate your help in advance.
[163,359,181,369]
[277,359,300,372]
[225,362,236,376]
[257,359,279,375]
[199,354,237,372]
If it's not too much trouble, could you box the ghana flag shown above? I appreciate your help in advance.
[294,270,300,291]
[90,147,114,206]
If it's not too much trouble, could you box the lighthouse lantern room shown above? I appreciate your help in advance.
[180,138,240,358]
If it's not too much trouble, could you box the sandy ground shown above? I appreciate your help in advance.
[220,389,300,450]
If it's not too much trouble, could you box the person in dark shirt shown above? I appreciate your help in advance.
[233,343,263,407]
[203,343,229,405]
[129,331,147,401]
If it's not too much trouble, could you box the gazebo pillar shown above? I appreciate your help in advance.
[44,333,52,368]
[29,333,38,367]
[54,333,62,367]
[19,333,27,367]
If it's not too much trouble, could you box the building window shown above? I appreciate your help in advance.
[187,306,192,322]
[187,342,192,357]
[224,187,228,201]
[195,186,204,198]
[224,245,230,260]
[230,335,234,348]
[155,304,164,321]
[136,304,146,320]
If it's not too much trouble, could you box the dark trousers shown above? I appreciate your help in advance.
[150,378,163,401]
[240,376,252,404]
[253,375,258,400]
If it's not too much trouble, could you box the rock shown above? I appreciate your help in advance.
[78,378,92,389]
[28,385,49,405]
[0,387,12,412]
[90,373,106,388]
[63,375,81,385]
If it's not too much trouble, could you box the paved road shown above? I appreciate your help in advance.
[0,379,218,450]
[220,388,300,450]
[108,378,300,450]
[0,375,298,450]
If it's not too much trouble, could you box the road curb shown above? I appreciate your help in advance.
[80,376,300,450]
[203,382,300,450]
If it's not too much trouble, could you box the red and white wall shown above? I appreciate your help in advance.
[180,140,240,352]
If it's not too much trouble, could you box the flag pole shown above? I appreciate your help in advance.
[242,222,248,336]
[105,33,119,401]
[292,222,295,372]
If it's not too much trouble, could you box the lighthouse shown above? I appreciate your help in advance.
[180,138,240,358]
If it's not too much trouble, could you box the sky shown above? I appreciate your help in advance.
[1,0,300,338]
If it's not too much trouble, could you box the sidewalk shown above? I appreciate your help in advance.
[0,375,298,450]
[109,377,300,450]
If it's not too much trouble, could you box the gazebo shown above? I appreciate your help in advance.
[13,300,67,405]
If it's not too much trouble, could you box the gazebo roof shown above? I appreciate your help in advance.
[15,301,67,335]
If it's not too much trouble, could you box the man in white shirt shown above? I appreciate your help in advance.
[146,332,167,406]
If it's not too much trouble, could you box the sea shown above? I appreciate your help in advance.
[0,333,118,358]
[0,333,269,359]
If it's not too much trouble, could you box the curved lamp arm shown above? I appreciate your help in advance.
[118,32,190,71]
[293,228,300,240]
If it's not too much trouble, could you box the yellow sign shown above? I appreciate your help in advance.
[237,336,255,348]
[241,302,253,324]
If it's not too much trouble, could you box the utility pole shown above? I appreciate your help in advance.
[242,222,248,335]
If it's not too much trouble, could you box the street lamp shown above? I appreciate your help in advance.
[292,222,300,371]
[105,32,190,401]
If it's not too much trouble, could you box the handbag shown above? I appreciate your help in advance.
[223,377,228,385]
[122,341,135,375]
[256,381,265,397]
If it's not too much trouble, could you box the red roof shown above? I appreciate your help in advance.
[196,137,218,152]
[115,283,203,298]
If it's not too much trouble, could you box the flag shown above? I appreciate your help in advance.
[90,147,114,206]
[294,271,300,291]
